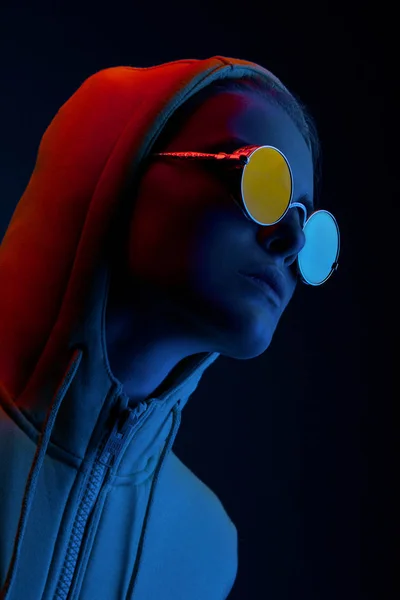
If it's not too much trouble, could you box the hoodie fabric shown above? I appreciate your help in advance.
[0,55,291,599]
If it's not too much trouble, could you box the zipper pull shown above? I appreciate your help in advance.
[98,409,139,467]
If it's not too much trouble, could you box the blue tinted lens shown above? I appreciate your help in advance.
[298,210,340,285]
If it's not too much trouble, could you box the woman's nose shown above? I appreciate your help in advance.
[257,207,306,267]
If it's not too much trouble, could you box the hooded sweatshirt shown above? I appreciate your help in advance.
[0,55,291,600]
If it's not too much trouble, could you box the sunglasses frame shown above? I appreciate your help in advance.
[149,144,339,285]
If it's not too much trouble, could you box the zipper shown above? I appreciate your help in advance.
[53,405,146,600]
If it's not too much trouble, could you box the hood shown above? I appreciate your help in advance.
[0,54,290,455]
[0,54,293,600]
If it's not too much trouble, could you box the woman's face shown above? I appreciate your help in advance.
[125,89,314,359]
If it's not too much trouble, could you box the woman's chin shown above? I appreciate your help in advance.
[219,320,276,360]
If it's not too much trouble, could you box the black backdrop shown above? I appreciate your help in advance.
[0,3,396,599]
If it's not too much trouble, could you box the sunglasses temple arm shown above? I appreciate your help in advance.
[151,151,247,165]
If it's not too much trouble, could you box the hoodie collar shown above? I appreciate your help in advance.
[32,260,219,463]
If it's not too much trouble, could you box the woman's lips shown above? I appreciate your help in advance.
[240,273,282,307]
[240,264,287,297]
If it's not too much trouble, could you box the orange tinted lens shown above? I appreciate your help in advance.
[241,146,292,225]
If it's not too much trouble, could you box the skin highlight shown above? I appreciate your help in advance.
[105,89,314,405]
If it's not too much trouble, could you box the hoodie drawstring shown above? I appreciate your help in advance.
[0,349,83,600]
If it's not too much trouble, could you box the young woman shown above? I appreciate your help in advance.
[0,55,339,600]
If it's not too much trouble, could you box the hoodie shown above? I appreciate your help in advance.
[0,55,291,599]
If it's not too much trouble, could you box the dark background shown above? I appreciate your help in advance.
[0,2,396,599]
